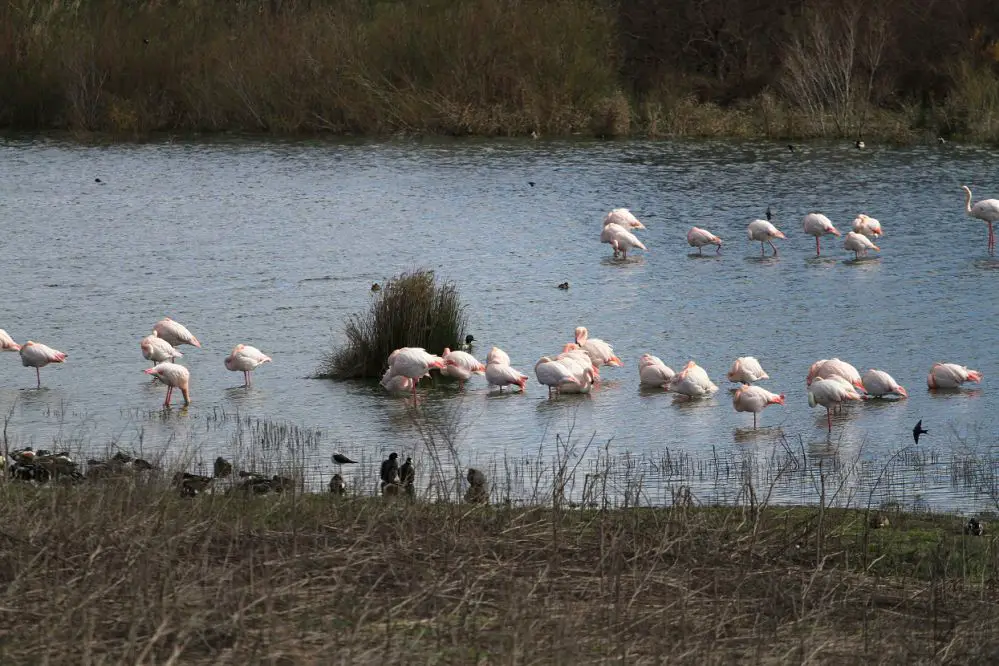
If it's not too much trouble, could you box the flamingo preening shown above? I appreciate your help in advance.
[927,362,983,389]
[19,341,67,388]
[844,231,880,259]
[141,330,183,368]
[861,369,907,398]
[152,317,202,348]
[747,219,786,256]
[802,213,840,256]
[808,376,864,432]
[726,357,769,384]
[381,347,446,400]
[0,329,21,352]
[732,384,785,428]
[224,344,272,386]
[144,362,191,408]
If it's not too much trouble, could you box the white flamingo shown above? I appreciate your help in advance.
[668,361,719,400]
[0,329,21,352]
[144,362,191,408]
[379,371,414,394]
[152,317,202,348]
[686,227,722,255]
[558,344,601,381]
[852,214,883,239]
[19,341,67,388]
[726,357,769,384]
[600,223,647,260]
[485,362,528,392]
[224,344,272,386]
[382,347,446,399]
[844,231,880,259]
[554,350,597,394]
[808,376,864,432]
[862,369,908,398]
[140,331,182,368]
[638,354,675,389]
[486,346,511,366]
[962,185,999,254]
[732,385,785,428]
[603,208,646,231]
[441,348,486,390]
[534,357,580,397]
[806,358,865,391]
[927,362,983,389]
[574,327,622,368]
[802,213,841,256]
[747,219,786,256]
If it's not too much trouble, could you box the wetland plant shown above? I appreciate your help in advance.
[317,269,468,380]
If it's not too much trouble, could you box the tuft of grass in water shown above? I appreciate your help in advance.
[316,269,468,380]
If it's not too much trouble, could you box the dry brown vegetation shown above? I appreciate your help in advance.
[3,0,999,141]
[0,472,997,663]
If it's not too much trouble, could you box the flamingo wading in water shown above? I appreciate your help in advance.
[852,214,883,239]
[732,385,785,428]
[844,231,880,259]
[808,376,864,432]
[600,223,647,260]
[382,348,446,400]
[686,227,722,255]
[927,362,983,389]
[441,348,486,390]
[224,344,272,386]
[574,327,623,369]
[747,219,786,256]
[862,369,908,398]
[144,363,191,408]
[152,317,202,348]
[802,213,840,256]
[141,330,182,368]
[727,357,769,384]
[19,341,67,388]
[962,185,999,254]
[0,329,21,352]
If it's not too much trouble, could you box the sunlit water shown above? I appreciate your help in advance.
[1,136,997,511]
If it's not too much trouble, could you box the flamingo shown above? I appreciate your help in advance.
[140,330,182,368]
[844,231,880,259]
[379,371,415,394]
[485,361,528,392]
[486,346,511,366]
[19,341,67,388]
[639,354,675,388]
[441,348,486,390]
[383,347,446,399]
[806,358,865,391]
[152,317,201,348]
[144,362,191,408]
[686,227,722,255]
[747,219,786,256]
[927,362,983,389]
[558,344,601,381]
[553,350,597,394]
[0,329,21,352]
[574,327,622,368]
[224,344,272,386]
[962,185,999,254]
[852,214,883,239]
[808,376,863,432]
[600,223,647,260]
[862,369,908,398]
[802,213,841,256]
[603,208,646,231]
[732,385,785,428]
[726,357,769,384]
[534,357,580,397]
[668,361,718,400]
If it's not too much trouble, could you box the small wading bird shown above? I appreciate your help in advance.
[912,420,928,445]
[19,341,67,388]
[961,185,999,254]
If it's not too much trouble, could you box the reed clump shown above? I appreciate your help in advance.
[317,269,468,380]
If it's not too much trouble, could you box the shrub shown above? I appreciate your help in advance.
[317,269,468,380]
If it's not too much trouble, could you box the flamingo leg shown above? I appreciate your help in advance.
[826,407,832,432]
[769,240,779,256]
[815,237,821,256]
[715,245,721,255]
[35,367,41,389]
[244,370,250,387]
[698,247,703,255]
[760,241,765,256]
[164,386,173,408]
[753,413,758,429]
[989,222,995,254]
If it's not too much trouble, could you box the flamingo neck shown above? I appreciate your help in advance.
[964,187,973,215]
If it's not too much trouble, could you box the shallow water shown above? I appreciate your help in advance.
[1,136,997,510]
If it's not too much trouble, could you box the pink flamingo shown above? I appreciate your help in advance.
[0,329,21,352]
[486,346,511,366]
[152,317,202,348]
[927,362,983,389]
[668,361,719,400]
[747,219,786,256]
[485,362,528,392]
[844,231,880,259]
[802,213,840,256]
[686,227,722,255]
[19,341,67,388]
[726,356,769,384]
[379,372,414,394]
[732,385,785,428]
[574,327,622,368]
[224,344,272,386]
[862,369,907,398]
[141,330,182,368]
[144,362,191,408]
[852,214,883,239]
[441,348,486,390]
[962,185,999,254]
[600,223,647,260]
[806,359,865,391]
[534,357,579,398]
[808,376,863,432]
[382,347,446,400]
[553,349,597,394]
[603,208,646,231]
[639,354,675,389]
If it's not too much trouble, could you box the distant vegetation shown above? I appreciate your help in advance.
[317,269,467,380]
[2,0,999,142]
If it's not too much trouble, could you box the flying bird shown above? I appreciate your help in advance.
[912,420,928,445]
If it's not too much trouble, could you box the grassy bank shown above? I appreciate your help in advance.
[1,477,997,663]
[3,0,999,142]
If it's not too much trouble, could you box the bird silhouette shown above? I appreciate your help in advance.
[912,419,928,444]
[558,281,569,290]
[332,453,357,465]
[528,181,535,187]
[765,205,774,221]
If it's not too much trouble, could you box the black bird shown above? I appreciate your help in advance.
[371,283,381,292]
[400,457,415,496]
[558,282,569,290]
[765,205,774,221]
[787,144,795,153]
[380,453,399,485]
[912,419,928,444]
[214,456,233,478]
[528,181,535,187]
[94,178,102,183]
[329,473,346,495]
[461,334,475,351]
[332,453,357,465]
[965,517,985,536]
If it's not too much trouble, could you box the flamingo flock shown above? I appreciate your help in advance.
[606,184,997,262]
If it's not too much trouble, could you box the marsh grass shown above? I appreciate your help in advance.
[316,269,468,381]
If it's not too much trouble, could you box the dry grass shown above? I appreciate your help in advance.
[1,476,998,664]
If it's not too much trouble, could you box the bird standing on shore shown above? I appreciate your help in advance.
[380,452,400,494]
[214,456,233,478]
